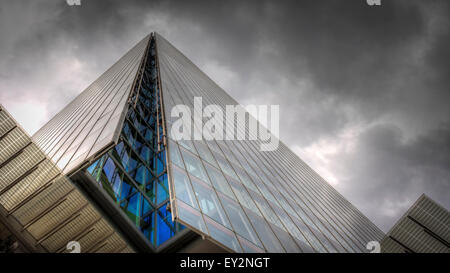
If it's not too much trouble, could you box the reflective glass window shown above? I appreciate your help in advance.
[157,203,175,246]
[103,157,116,182]
[172,165,198,209]
[121,193,140,224]
[233,165,259,193]
[269,222,301,253]
[168,140,184,169]
[134,165,150,186]
[140,212,154,242]
[227,177,260,216]
[218,193,262,248]
[157,173,169,205]
[141,197,152,217]
[238,235,265,253]
[204,163,236,200]
[180,148,209,183]
[244,208,285,253]
[120,175,137,201]
[215,154,239,181]
[140,145,152,163]
[176,200,207,234]
[193,140,218,168]
[178,139,196,154]
[249,191,281,228]
[190,177,231,229]
[204,216,242,252]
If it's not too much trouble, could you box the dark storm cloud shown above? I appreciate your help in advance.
[0,0,448,231]
[150,0,450,143]
[332,123,450,230]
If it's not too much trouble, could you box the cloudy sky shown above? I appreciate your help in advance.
[0,0,449,232]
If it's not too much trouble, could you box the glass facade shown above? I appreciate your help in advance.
[85,35,183,248]
[30,32,384,253]
[33,36,150,175]
[155,33,385,253]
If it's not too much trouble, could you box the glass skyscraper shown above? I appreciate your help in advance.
[28,32,384,253]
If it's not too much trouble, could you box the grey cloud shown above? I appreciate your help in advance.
[331,123,450,231]
[149,0,449,145]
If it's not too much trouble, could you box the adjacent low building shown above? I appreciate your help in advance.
[381,194,449,253]
[0,106,133,253]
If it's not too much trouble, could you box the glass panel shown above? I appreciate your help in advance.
[178,139,196,154]
[134,165,150,186]
[269,222,301,253]
[86,157,101,176]
[121,144,139,172]
[248,190,280,228]
[205,140,223,156]
[145,179,156,204]
[157,151,165,175]
[114,142,125,158]
[215,154,239,181]
[237,235,265,253]
[204,162,236,201]
[119,171,138,200]
[121,193,140,225]
[176,200,207,234]
[171,165,198,209]
[180,148,209,184]
[244,208,285,253]
[218,193,262,248]
[103,157,116,182]
[111,171,122,200]
[157,203,175,246]
[193,140,218,168]
[233,165,259,193]
[190,177,231,229]
[226,177,260,216]
[140,145,152,163]
[217,141,239,165]
[270,200,314,252]
[140,212,154,242]
[141,197,152,217]
[204,216,242,253]
[168,140,184,169]
[156,174,169,205]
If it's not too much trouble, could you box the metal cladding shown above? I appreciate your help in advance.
[155,33,384,252]
[0,105,133,253]
[381,194,449,253]
[32,36,150,175]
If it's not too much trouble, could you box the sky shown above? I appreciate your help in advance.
[0,0,449,232]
